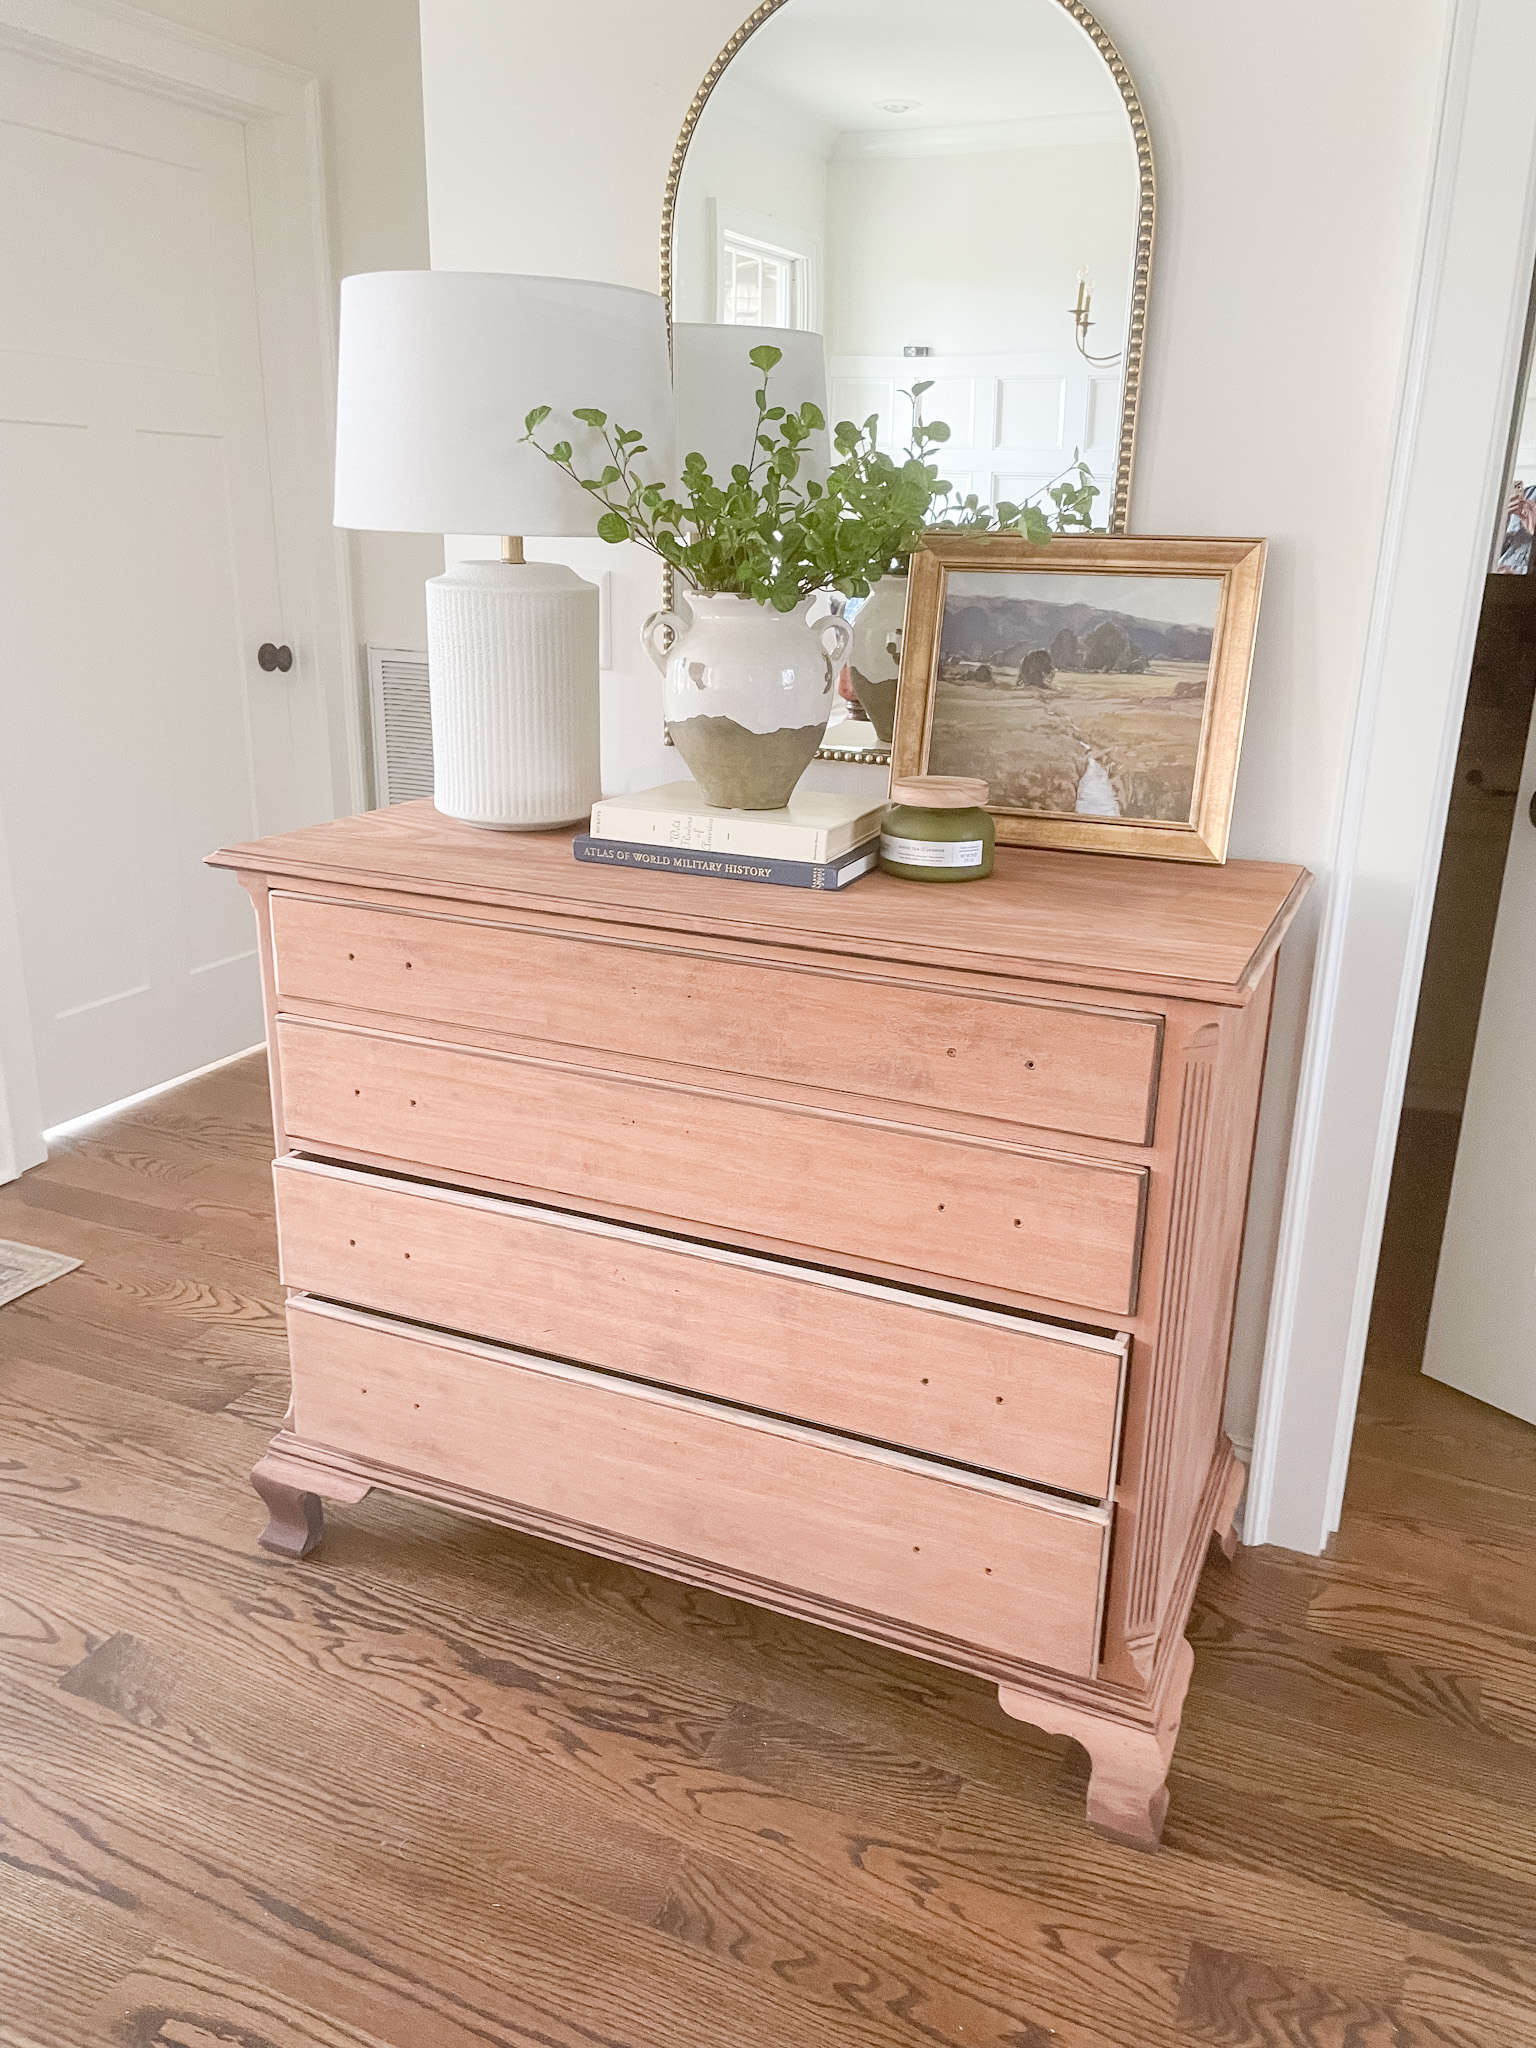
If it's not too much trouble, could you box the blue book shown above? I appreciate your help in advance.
[573,833,878,890]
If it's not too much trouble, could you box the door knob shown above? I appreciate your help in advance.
[258,643,293,673]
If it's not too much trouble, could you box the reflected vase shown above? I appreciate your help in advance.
[849,572,908,744]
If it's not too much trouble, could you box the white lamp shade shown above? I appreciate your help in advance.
[334,271,676,537]
[671,324,830,491]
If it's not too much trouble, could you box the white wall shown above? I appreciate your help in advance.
[824,136,1134,359]
[131,0,443,671]
[418,0,1452,1469]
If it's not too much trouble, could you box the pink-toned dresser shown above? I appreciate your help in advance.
[210,803,1308,1847]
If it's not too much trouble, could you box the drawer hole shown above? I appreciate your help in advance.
[1024,1060,1035,1070]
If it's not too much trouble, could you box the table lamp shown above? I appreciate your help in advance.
[334,272,675,829]
[671,324,830,490]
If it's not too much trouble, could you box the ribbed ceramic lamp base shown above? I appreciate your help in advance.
[425,559,601,830]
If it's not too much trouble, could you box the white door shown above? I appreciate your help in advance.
[827,349,1123,514]
[1422,691,1536,1422]
[0,44,328,1129]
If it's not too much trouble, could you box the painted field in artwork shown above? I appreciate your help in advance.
[925,571,1220,823]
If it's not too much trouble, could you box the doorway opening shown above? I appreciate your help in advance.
[1355,263,1536,1478]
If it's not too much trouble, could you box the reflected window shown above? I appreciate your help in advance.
[722,234,798,324]
[713,203,819,330]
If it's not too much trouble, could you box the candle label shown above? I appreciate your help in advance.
[881,833,986,868]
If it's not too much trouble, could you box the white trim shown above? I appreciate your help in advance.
[0,819,45,1182]
[0,0,359,1183]
[41,1044,266,1142]
[1247,0,1536,1551]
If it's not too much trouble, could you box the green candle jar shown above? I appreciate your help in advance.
[879,775,996,882]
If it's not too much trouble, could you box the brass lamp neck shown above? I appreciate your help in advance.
[501,536,525,566]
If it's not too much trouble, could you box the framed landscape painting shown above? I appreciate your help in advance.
[891,534,1266,862]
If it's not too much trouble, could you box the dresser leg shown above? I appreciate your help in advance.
[1213,1455,1246,1561]
[998,1637,1195,1850]
[250,1456,326,1558]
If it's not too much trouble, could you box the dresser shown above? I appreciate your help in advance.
[210,803,1309,1848]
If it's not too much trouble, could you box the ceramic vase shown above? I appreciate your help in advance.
[642,592,855,809]
[848,572,908,744]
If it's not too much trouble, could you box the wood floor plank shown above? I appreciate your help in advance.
[1173,1940,1458,2048]
[1305,1580,1536,1711]
[1173,1690,1536,1897]
[0,1863,150,2048]
[938,1766,1415,2006]
[654,1846,1062,2048]
[90,1942,410,2048]
[1158,1769,1536,1955]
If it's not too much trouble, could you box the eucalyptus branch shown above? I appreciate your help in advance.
[518,349,1102,613]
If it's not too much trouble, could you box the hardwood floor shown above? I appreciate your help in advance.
[1,1061,1532,2048]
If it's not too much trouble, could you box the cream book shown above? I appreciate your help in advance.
[589,781,887,864]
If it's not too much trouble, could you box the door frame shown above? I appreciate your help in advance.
[1246,0,1536,1550]
[0,0,363,1177]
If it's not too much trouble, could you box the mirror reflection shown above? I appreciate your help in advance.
[670,0,1146,524]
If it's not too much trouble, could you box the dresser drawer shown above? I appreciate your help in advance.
[286,1296,1112,1678]
[276,1020,1149,1316]
[274,1158,1127,1500]
[270,892,1162,1144]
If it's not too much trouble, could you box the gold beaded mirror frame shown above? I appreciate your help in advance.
[660,0,1156,764]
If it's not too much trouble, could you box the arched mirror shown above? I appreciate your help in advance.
[662,0,1153,761]
[664,0,1153,527]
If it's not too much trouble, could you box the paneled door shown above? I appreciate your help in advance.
[0,42,328,1128]
[827,350,1122,512]
[1421,684,1536,1424]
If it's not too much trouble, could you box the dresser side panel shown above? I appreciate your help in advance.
[1103,964,1278,1688]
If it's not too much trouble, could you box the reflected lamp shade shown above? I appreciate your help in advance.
[671,324,830,491]
[333,272,676,831]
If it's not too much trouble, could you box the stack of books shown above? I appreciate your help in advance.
[574,781,885,890]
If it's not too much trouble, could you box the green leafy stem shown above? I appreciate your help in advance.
[520,346,1099,613]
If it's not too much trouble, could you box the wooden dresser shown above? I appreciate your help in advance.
[210,803,1308,1848]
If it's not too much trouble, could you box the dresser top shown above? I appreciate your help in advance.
[210,801,1310,1006]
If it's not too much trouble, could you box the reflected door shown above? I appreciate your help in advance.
[0,45,317,1126]
[828,350,1123,511]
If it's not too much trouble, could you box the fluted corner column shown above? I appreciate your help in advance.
[425,559,601,829]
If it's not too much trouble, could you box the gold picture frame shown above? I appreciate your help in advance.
[891,534,1266,864]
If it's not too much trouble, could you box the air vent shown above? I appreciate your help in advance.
[366,646,433,805]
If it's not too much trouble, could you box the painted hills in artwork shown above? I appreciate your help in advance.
[940,595,1214,668]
